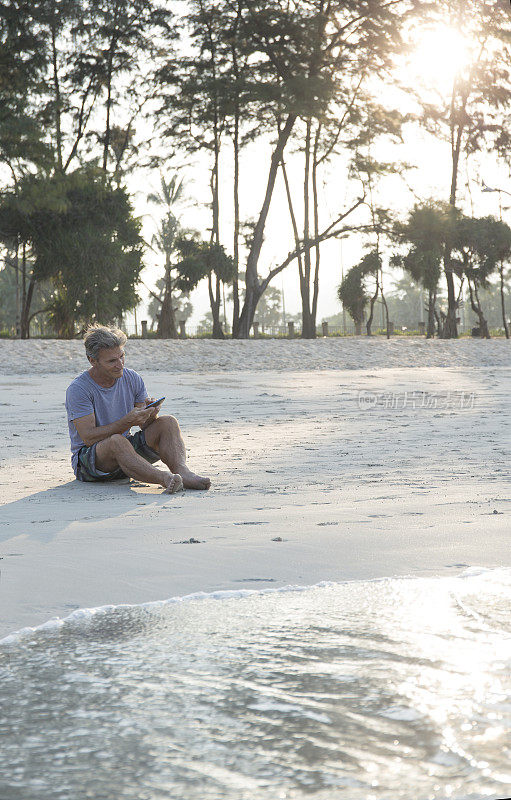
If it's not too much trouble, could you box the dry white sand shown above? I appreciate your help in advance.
[0,338,509,638]
[0,335,509,373]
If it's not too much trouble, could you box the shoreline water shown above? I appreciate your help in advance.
[0,565,501,647]
[3,567,511,800]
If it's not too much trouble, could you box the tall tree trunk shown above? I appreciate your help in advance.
[281,157,307,336]
[232,106,240,337]
[281,157,305,269]
[208,273,225,339]
[442,69,467,338]
[215,272,224,338]
[380,274,390,339]
[51,20,63,172]
[20,244,29,339]
[208,148,225,339]
[366,275,379,336]
[303,5,327,338]
[14,242,20,338]
[426,288,436,338]
[442,255,458,339]
[20,242,35,339]
[301,118,314,338]
[204,2,224,340]
[231,0,242,338]
[157,291,178,339]
[21,272,36,340]
[473,280,490,338]
[499,261,510,339]
[211,130,220,247]
[236,113,297,338]
[102,0,120,173]
[311,123,321,334]
[467,279,490,338]
[21,243,26,320]
[102,43,116,172]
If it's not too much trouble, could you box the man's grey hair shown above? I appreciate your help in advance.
[84,324,127,361]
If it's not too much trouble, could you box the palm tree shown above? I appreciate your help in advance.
[147,173,185,339]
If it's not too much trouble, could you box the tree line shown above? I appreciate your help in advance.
[1,0,510,339]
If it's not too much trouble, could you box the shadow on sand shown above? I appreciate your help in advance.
[0,479,175,546]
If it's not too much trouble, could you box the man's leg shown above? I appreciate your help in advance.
[143,415,211,490]
[95,434,183,493]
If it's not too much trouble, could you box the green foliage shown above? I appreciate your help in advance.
[452,215,511,286]
[84,0,173,172]
[175,236,234,292]
[0,169,143,334]
[392,202,457,292]
[337,250,382,325]
[147,278,193,329]
[0,260,53,333]
[393,206,511,337]
[0,0,173,184]
[337,266,368,326]
[464,276,511,329]
[148,173,185,261]
[0,2,50,175]
[147,171,193,337]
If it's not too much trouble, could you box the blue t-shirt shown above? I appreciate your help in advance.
[65,368,148,475]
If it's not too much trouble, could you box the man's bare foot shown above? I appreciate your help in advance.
[161,472,184,493]
[178,466,211,490]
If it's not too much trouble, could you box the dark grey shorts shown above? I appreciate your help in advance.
[76,430,159,482]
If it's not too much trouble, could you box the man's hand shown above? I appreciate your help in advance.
[125,406,154,429]
[143,397,162,426]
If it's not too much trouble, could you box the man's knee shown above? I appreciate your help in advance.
[144,415,180,450]
[158,414,180,430]
[108,433,130,451]
[95,433,130,471]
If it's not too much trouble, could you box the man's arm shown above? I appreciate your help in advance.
[73,407,153,446]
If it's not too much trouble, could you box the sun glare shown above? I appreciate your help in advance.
[409,26,473,94]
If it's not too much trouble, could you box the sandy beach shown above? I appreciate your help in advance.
[0,335,509,373]
[0,338,509,639]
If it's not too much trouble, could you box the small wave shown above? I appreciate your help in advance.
[0,580,340,647]
[3,566,511,648]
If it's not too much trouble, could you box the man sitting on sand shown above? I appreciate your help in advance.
[65,325,210,493]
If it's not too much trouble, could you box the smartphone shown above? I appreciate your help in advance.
[146,397,165,408]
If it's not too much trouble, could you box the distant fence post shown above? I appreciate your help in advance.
[252,321,259,338]
[179,320,187,339]
[141,320,148,339]
[388,321,394,335]
[321,321,329,337]
[418,321,426,335]
[288,321,295,338]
